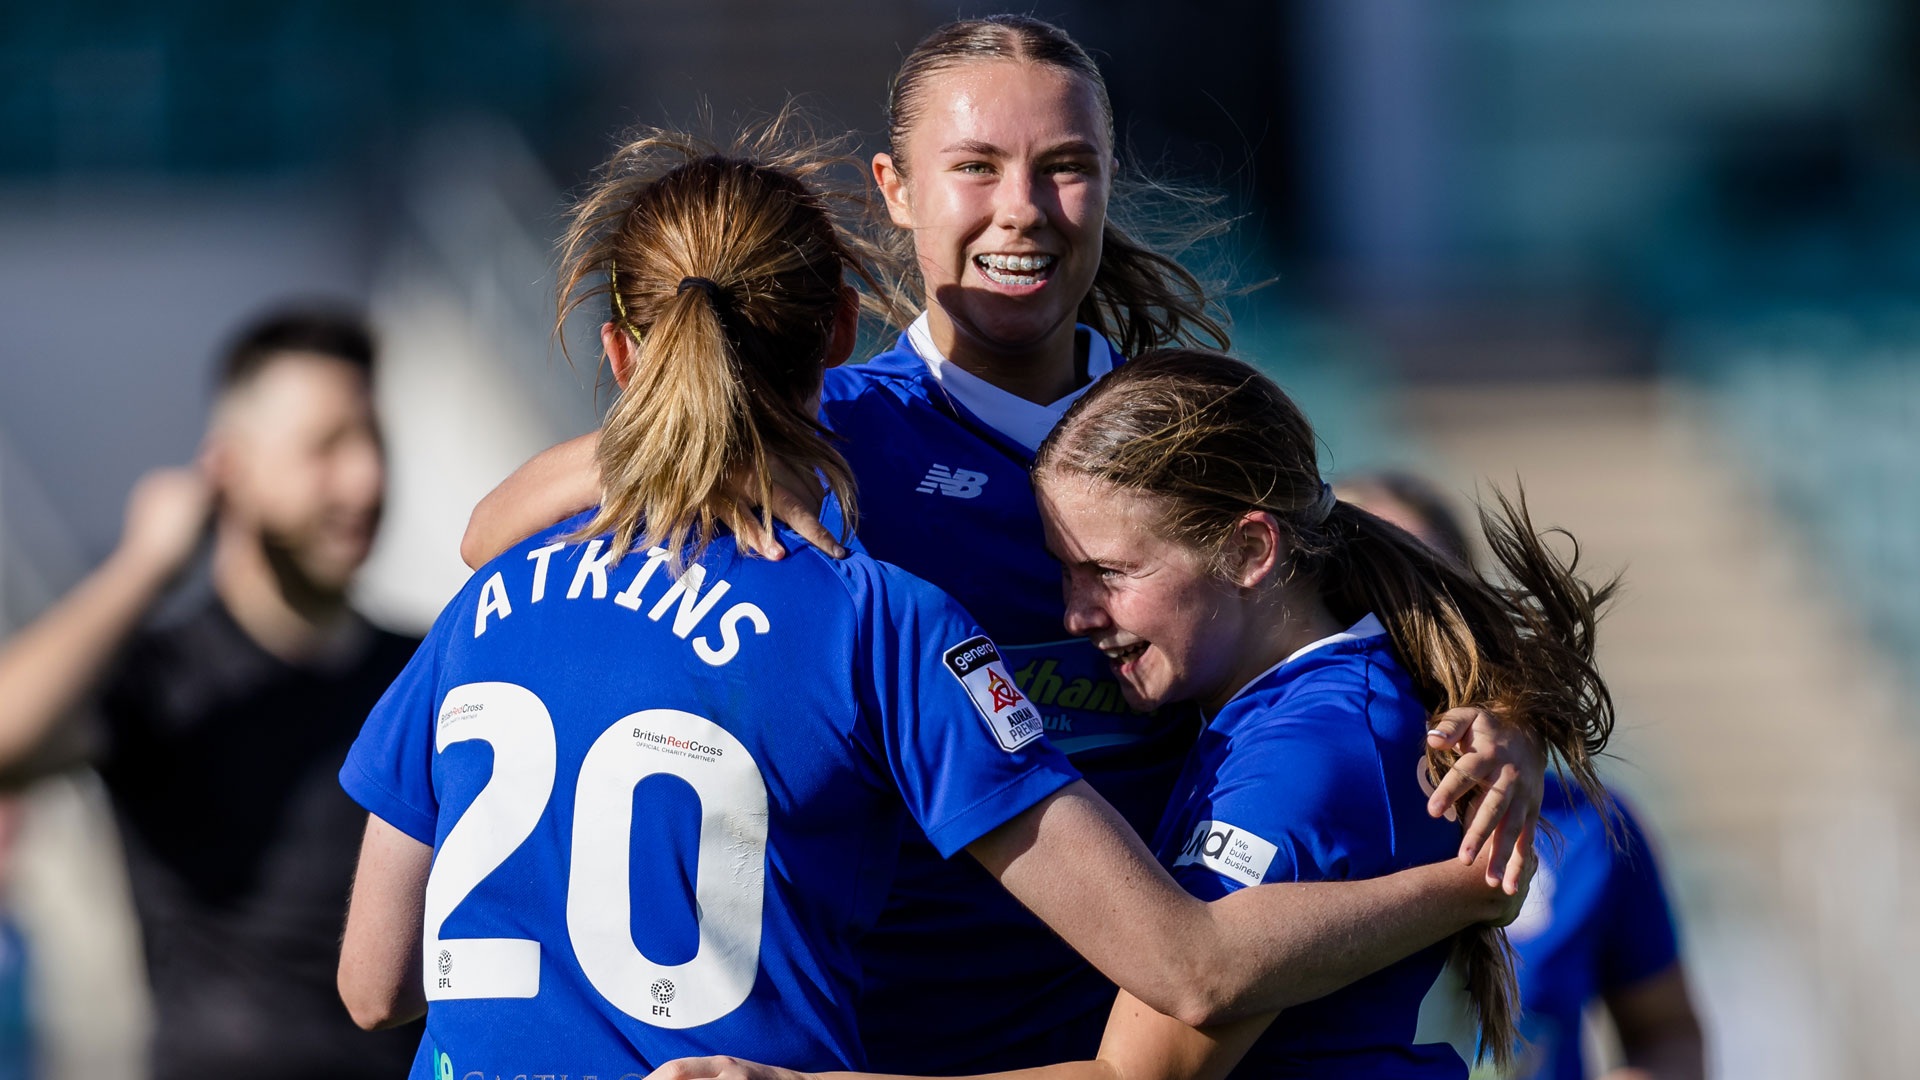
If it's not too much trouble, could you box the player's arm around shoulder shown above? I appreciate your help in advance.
[964,780,1520,1029]
[964,677,1525,1028]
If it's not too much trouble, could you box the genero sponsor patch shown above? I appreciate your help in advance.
[1174,819,1279,887]
[943,635,1045,752]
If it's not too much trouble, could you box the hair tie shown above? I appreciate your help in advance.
[1308,481,1337,526]
[678,276,727,308]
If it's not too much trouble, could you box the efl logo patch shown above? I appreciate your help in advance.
[1174,819,1279,887]
[916,464,988,499]
[943,635,1045,751]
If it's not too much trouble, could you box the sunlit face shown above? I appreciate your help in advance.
[1037,473,1255,713]
[879,60,1111,355]
[212,353,385,592]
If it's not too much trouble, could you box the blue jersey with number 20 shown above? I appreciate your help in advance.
[1150,618,1477,1078]
[340,512,1079,1080]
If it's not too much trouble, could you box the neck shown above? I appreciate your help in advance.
[1201,589,1347,716]
[211,519,361,665]
[925,304,1084,405]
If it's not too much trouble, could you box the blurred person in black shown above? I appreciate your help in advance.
[1337,470,1706,1080]
[0,308,421,1079]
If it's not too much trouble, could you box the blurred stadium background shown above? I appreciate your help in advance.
[3,1,1918,1077]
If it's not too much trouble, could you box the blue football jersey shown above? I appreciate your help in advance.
[822,329,1203,1072]
[1505,780,1679,1080]
[1148,618,1478,1078]
[339,513,1080,1080]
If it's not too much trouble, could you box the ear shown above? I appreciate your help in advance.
[601,321,639,390]
[825,287,859,370]
[872,152,915,230]
[1223,510,1285,591]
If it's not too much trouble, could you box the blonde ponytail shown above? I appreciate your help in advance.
[554,108,901,564]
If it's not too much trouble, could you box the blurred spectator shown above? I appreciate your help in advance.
[1336,470,1707,1080]
[0,309,421,1080]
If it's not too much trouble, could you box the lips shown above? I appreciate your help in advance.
[973,252,1057,287]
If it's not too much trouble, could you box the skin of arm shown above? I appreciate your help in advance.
[0,467,212,769]
[461,429,851,570]
[338,814,432,1031]
[965,780,1516,1029]
[1600,962,1706,1080]
[645,988,1281,1080]
[460,432,601,569]
[652,822,1520,1080]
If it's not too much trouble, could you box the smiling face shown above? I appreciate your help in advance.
[1037,472,1263,713]
[876,59,1111,368]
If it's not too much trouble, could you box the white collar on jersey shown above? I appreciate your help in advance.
[905,311,1118,453]
[1217,613,1390,710]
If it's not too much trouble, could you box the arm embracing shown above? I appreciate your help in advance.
[967,782,1515,1027]
[461,432,602,569]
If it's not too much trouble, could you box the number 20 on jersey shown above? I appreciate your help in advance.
[423,682,772,1030]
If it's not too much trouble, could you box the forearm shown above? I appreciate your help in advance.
[461,432,602,568]
[1189,857,1498,1023]
[973,786,1502,1029]
[0,551,168,766]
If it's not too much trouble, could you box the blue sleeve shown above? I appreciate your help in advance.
[851,564,1080,858]
[1597,798,1681,988]
[339,606,454,845]
[1164,698,1380,902]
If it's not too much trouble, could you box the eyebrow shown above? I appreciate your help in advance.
[938,138,1103,158]
[940,139,1004,157]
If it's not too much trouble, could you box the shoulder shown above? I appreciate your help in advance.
[1207,641,1423,811]
[794,540,967,627]
[821,338,931,409]
[1229,640,1412,743]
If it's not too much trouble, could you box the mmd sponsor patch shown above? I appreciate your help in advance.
[943,635,1045,752]
[1174,819,1279,887]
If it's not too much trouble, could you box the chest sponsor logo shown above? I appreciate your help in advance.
[916,463,989,499]
[996,641,1154,754]
[943,635,1045,751]
[1174,819,1279,887]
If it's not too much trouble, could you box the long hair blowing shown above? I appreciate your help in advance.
[1034,349,1620,1070]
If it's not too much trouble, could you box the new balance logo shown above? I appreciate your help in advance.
[916,464,989,499]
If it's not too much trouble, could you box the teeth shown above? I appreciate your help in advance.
[977,253,1055,273]
[1102,642,1147,660]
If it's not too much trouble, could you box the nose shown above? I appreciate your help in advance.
[994,169,1047,233]
[1060,574,1108,637]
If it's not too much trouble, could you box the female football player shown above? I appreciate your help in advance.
[642,349,1618,1080]
[458,16,1548,1073]
[337,120,1532,1080]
